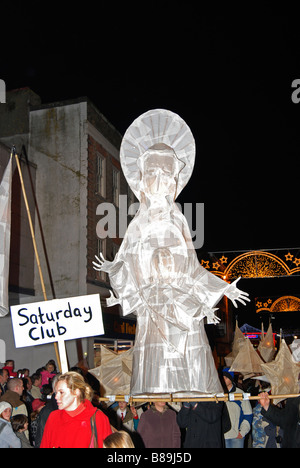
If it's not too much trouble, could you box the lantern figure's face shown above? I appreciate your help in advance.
[138,143,181,199]
[143,152,177,197]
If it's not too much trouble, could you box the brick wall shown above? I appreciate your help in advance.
[86,133,126,287]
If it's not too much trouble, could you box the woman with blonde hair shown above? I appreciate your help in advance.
[103,430,135,448]
[40,371,111,448]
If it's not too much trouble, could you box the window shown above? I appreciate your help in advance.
[96,153,106,197]
[112,242,119,260]
[95,238,107,282]
[112,168,120,207]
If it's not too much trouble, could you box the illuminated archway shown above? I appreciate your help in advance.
[256,295,300,313]
[224,251,290,280]
[202,250,300,280]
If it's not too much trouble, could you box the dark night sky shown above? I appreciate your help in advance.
[2,6,300,327]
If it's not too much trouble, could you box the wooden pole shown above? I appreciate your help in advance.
[97,393,300,404]
[172,393,300,403]
[14,149,62,372]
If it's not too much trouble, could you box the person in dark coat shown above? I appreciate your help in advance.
[34,392,58,447]
[34,375,59,448]
[259,392,300,448]
[177,401,228,448]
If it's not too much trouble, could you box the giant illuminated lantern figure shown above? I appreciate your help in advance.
[93,109,249,396]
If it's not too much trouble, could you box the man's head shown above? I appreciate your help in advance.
[118,401,128,411]
[7,377,24,396]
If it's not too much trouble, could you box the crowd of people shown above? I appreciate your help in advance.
[0,358,299,448]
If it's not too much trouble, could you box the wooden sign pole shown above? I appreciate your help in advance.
[13,148,64,372]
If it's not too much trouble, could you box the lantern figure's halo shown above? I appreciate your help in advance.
[120,109,196,201]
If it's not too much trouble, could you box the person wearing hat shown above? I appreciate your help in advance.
[32,398,45,413]
[0,401,21,448]
[222,367,253,448]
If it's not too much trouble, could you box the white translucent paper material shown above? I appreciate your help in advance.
[89,346,133,396]
[229,337,264,376]
[0,157,12,317]
[94,109,249,395]
[224,322,247,367]
[119,109,195,201]
[261,340,300,404]
[257,323,276,363]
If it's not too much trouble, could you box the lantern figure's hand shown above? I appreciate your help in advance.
[225,277,250,308]
[92,252,113,273]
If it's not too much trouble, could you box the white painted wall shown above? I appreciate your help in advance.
[0,99,115,372]
[29,102,88,300]
[0,102,90,371]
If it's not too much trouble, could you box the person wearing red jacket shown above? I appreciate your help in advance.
[3,360,17,378]
[40,371,111,448]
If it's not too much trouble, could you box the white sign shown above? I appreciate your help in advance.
[0,339,5,363]
[0,79,5,103]
[10,294,104,348]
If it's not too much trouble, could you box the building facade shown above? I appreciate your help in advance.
[0,88,135,371]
